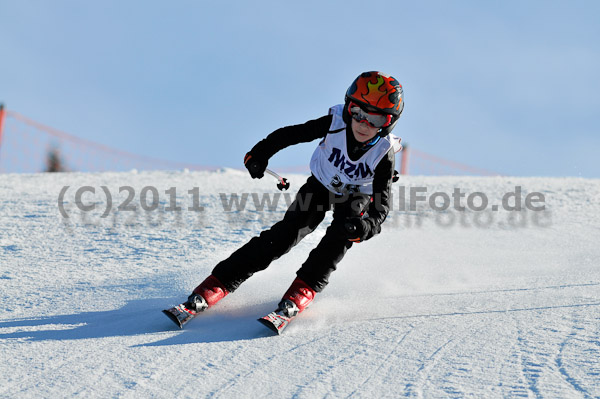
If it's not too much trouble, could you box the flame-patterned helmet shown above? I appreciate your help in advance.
[343,71,404,136]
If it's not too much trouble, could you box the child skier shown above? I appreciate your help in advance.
[164,71,404,332]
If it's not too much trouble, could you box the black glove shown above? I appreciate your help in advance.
[339,217,371,243]
[244,152,268,179]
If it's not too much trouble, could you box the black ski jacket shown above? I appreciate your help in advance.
[248,114,396,236]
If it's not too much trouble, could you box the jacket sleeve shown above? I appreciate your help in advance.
[249,115,333,159]
[363,148,395,238]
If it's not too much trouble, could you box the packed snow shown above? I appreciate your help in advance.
[0,169,599,398]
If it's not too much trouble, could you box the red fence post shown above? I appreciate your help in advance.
[0,104,5,141]
[400,143,409,175]
[0,104,6,157]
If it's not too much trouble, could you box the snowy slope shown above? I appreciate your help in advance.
[0,169,599,398]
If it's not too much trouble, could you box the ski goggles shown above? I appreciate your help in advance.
[348,102,393,129]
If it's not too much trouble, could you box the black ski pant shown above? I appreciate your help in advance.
[212,175,370,293]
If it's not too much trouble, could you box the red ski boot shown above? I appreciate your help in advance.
[191,274,229,309]
[163,275,229,328]
[280,277,316,316]
[258,278,316,335]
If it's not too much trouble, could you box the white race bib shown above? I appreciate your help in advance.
[310,104,400,195]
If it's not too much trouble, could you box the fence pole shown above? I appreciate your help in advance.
[400,143,409,175]
[0,104,6,158]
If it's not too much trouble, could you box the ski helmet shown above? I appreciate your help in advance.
[343,71,404,137]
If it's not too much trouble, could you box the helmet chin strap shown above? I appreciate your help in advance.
[364,135,381,147]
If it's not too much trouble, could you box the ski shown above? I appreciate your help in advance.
[162,303,198,329]
[258,308,295,335]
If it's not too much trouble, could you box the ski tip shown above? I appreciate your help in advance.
[257,317,282,335]
[163,309,184,329]
[257,318,281,335]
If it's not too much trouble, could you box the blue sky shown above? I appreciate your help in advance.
[1,1,599,177]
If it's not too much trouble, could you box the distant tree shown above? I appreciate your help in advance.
[45,147,66,172]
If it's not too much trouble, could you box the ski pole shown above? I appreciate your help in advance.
[265,168,290,191]
[248,162,290,191]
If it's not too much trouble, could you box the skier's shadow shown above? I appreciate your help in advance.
[0,298,276,345]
